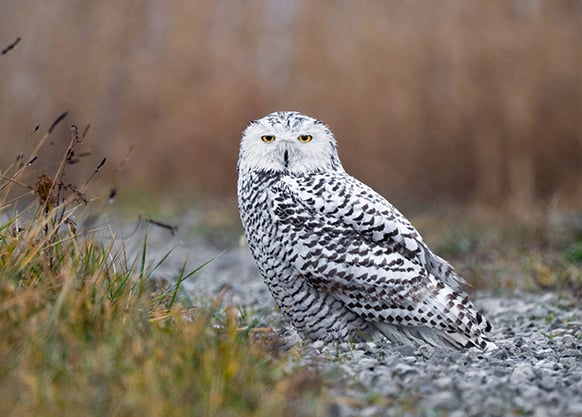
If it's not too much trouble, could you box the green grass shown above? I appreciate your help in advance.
[0,120,325,417]
[2,196,580,417]
[2,114,581,417]
[412,208,582,295]
[0,206,329,417]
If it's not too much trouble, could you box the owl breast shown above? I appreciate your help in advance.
[237,170,373,341]
[236,111,495,350]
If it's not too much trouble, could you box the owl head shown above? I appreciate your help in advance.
[238,111,344,174]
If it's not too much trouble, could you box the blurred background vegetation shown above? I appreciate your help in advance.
[1,4,581,415]
[1,0,581,212]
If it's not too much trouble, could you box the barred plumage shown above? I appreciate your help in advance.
[237,111,495,350]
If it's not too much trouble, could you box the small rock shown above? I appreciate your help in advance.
[361,406,381,417]
[310,340,325,350]
[433,376,454,389]
[520,384,542,400]
[391,363,418,378]
[326,402,352,417]
[537,375,555,391]
[358,358,379,370]
[510,364,536,383]
[423,391,458,410]
[561,348,579,358]
[513,395,535,413]
[567,401,582,414]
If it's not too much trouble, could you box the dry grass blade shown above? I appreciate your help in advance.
[0,121,327,417]
[1,36,21,55]
[0,112,68,201]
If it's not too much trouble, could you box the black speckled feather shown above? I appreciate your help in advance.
[237,111,495,350]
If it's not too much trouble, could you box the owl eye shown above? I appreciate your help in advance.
[298,135,312,143]
[261,135,276,143]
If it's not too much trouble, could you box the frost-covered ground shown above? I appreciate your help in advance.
[126,221,582,417]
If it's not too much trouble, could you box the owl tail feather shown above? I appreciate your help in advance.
[374,323,498,351]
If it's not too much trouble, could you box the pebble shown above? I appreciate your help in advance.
[133,228,582,417]
[286,291,582,416]
[510,363,536,383]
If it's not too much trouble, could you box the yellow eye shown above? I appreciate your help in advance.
[261,135,275,143]
[298,135,312,143]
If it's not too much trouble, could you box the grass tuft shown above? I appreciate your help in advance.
[0,119,325,417]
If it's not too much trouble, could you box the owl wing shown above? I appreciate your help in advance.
[278,173,465,288]
[270,174,491,349]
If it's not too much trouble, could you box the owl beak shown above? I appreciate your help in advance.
[278,140,293,169]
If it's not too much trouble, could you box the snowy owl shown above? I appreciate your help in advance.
[237,111,495,350]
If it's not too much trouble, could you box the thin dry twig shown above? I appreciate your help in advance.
[1,37,21,55]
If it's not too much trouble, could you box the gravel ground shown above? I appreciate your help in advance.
[133,225,582,417]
